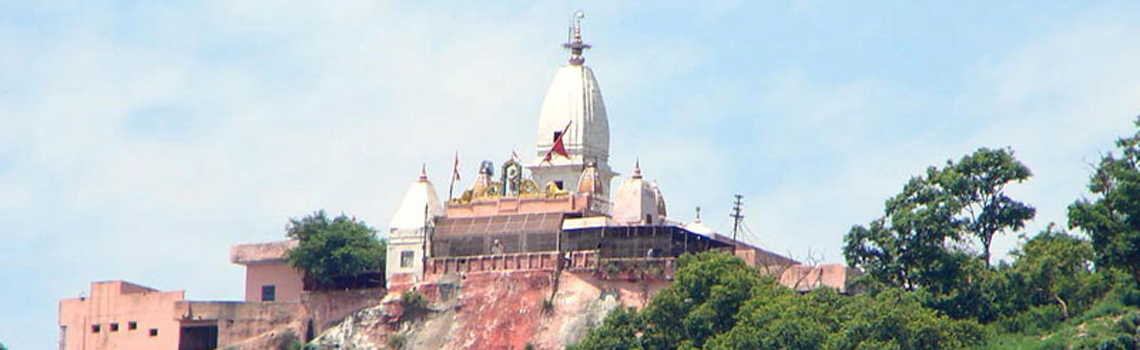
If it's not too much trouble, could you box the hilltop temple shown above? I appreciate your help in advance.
[58,14,856,350]
[382,17,841,289]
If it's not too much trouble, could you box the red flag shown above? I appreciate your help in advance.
[543,121,572,163]
[452,151,461,182]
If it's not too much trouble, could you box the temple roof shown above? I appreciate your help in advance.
[533,14,609,165]
[389,169,445,231]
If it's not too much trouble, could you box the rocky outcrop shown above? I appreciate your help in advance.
[311,270,670,350]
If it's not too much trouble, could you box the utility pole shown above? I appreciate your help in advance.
[730,194,744,254]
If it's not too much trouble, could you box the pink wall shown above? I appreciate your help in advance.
[244,261,305,303]
[58,281,184,350]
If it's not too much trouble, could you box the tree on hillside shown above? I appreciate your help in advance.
[937,147,1036,265]
[844,147,1035,290]
[569,252,985,350]
[285,210,386,289]
[843,171,964,291]
[1070,118,1140,285]
[1008,224,1098,319]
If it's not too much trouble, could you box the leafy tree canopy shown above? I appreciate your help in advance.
[1070,119,1140,285]
[285,210,385,289]
[843,147,1034,291]
[569,252,985,350]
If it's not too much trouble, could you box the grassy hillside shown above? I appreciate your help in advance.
[978,288,1140,350]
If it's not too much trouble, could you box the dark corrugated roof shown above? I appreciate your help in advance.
[435,213,565,237]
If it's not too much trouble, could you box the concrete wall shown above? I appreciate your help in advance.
[243,262,305,303]
[301,287,387,331]
[174,301,303,347]
[59,281,184,350]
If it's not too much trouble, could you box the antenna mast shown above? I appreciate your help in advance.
[730,194,744,254]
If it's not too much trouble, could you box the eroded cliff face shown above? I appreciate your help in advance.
[313,270,670,350]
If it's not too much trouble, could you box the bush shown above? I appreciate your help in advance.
[400,291,429,311]
[997,304,1064,335]
[387,333,407,349]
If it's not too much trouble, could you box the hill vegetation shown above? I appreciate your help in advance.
[285,210,386,290]
[569,120,1140,350]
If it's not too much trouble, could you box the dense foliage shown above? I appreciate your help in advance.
[285,210,386,289]
[574,121,1140,350]
[568,252,986,350]
[1069,119,1140,286]
[843,148,1034,291]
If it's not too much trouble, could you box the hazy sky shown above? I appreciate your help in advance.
[3,1,1140,348]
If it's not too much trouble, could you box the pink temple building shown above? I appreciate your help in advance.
[58,241,381,350]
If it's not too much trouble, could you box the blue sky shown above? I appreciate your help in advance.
[3,1,1140,348]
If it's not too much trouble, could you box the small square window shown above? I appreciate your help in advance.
[91,324,101,333]
[261,285,276,302]
[400,251,414,268]
[110,323,119,332]
[554,181,564,190]
[149,328,158,337]
[128,321,137,330]
[552,131,563,142]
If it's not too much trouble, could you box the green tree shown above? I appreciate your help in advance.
[1070,119,1140,285]
[639,251,762,350]
[570,252,985,350]
[937,147,1036,265]
[843,171,963,291]
[285,210,386,289]
[566,307,644,350]
[1009,224,1098,319]
[845,148,1035,287]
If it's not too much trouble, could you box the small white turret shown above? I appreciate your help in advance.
[612,161,667,225]
[385,166,445,286]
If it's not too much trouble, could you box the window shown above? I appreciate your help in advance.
[129,321,138,330]
[110,323,119,332]
[554,181,564,190]
[552,131,562,142]
[91,324,101,333]
[400,251,414,268]
[150,328,159,337]
[261,285,276,302]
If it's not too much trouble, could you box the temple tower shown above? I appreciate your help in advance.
[527,12,617,197]
[385,167,444,286]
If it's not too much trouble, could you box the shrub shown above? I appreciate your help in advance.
[387,333,407,349]
[400,291,429,311]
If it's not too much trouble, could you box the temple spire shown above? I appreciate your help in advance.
[419,164,428,182]
[563,11,591,65]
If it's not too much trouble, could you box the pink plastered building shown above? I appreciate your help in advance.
[230,240,306,303]
[58,281,184,350]
[58,241,322,350]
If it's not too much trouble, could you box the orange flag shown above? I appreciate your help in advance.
[543,121,572,163]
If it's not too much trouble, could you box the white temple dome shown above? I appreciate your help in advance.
[612,162,666,225]
[685,209,715,236]
[534,64,610,162]
[388,169,445,231]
